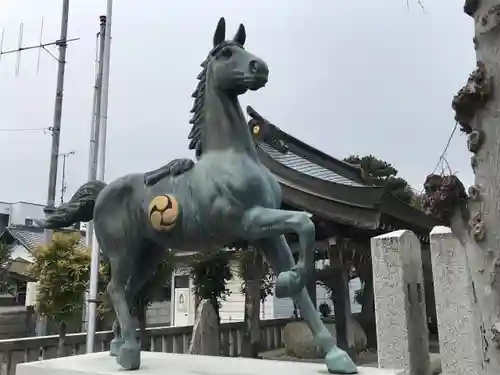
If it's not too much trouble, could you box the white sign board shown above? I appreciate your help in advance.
[25,282,39,307]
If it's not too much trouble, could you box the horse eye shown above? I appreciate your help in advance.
[220,49,232,58]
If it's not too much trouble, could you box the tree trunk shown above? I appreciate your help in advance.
[241,250,263,358]
[57,322,67,357]
[330,268,352,354]
[357,277,377,349]
[443,2,500,373]
[306,271,317,310]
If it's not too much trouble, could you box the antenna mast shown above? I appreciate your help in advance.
[0,18,79,76]
[59,150,75,204]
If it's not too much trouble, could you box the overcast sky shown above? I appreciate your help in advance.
[0,0,475,205]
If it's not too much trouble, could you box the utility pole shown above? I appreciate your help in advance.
[87,0,113,353]
[37,0,70,337]
[84,15,106,347]
[88,16,107,188]
[59,150,75,205]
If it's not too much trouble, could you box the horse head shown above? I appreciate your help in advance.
[188,17,270,158]
[208,17,269,95]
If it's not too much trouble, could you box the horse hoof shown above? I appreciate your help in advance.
[325,347,358,374]
[275,270,303,298]
[110,339,125,357]
[117,341,141,370]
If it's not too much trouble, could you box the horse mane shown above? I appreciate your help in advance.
[187,41,242,159]
[187,58,208,158]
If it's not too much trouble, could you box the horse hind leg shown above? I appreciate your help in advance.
[110,244,162,358]
[100,235,142,370]
[107,260,141,370]
[109,320,122,357]
[124,245,166,350]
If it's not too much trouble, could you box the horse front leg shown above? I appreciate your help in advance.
[241,207,358,374]
[240,207,315,297]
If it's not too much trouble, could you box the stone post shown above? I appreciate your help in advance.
[429,226,483,375]
[188,299,220,356]
[371,230,430,375]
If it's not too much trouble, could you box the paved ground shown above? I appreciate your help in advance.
[260,348,378,367]
[260,349,442,374]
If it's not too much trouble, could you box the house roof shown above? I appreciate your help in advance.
[6,258,35,281]
[251,111,434,237]
[0,225,86,253]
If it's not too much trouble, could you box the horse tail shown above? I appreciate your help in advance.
[35,180,107,229]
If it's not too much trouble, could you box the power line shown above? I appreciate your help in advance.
[59,150,75,204]
[430,121,459,175]
[0,126,50,132]
[416,121,459,195]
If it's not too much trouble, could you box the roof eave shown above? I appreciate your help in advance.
[261,126,366,183]
[257,146,386,209]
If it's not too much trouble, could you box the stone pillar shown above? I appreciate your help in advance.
[188,299,220,356]
[371,230,430,375]
[429,226,483,375]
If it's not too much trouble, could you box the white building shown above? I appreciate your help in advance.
[0,201,49,262]
[0,200,46,229]
[170,256,362,327]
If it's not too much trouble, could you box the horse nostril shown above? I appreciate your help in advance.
[249,60,269,75]
[249,60,259,74]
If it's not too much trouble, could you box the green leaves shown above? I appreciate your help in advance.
[344,154,416,206]
[30,232,90,324]
[30,233,177,328]
[235,248,275,301]
[344,154,398,181]
[189,248,232,312]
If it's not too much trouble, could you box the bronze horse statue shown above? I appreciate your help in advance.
[37,18,357,374]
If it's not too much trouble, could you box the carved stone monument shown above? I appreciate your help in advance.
[429,226,483,375]
[370,230,430,375]
[188,299,220,356]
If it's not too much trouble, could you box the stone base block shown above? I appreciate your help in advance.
[16,352,404,375]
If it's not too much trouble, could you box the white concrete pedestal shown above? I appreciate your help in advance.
[16,352,404,375]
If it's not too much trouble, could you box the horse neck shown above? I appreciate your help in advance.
[202,77,258,160]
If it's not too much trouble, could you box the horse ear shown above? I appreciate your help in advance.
[233,23,246,46]
[213,17,226,47]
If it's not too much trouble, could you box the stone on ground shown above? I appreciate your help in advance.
[283,319,367,359]
[284,320,335,358]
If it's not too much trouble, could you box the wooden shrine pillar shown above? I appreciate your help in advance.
[328,239,355,357]
[306,268,317,309]
[331,266,352,353]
